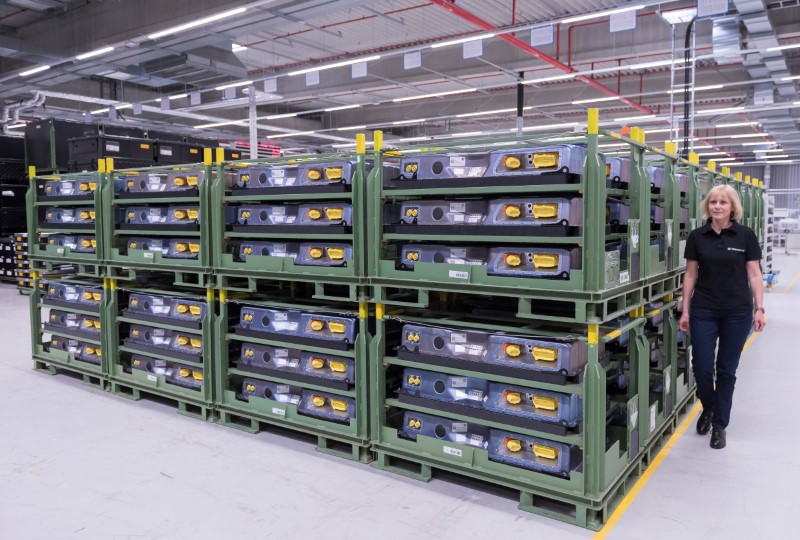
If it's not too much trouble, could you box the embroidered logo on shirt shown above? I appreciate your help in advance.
[727,247,745,252]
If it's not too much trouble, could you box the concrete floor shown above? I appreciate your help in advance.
[1,255,797,540]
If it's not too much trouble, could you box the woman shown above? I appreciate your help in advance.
[679,183,765,450]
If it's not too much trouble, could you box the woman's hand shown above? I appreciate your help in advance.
[753,310,766,332]
[679,311,690,332]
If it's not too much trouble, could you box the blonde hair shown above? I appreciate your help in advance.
[701,184,743,221]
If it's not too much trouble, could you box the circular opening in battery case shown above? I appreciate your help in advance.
[144,331,151,341]
[259,172,268,185]
[260,210,268,221]
[434,380,446,394]
[261,247,270,256]
[261,315,270,327]
[143,301,150,311]
[432,161,444,174]
[433,336,445,350]
[145,362,153,372]
[432,208,444,221]
[433,252,445,263]
[262,351,270,363]
[140,211,147,221]
[139,180,146,190]
[434,424,447,439]
[263,387,272,399]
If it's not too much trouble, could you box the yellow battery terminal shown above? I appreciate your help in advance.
[506,439,522,452]
[133,358,141,367]
[132,329,139,336]
[329,360,346,373]
[328,321,346,333]
[327,247,345,260]
[79,182,91,191]
[173,209,187,219]
[503,204,521,218]
[407,332,420,343]
[330,399,348,412]
[310,320,325,331]
[532,395,559,411]
[129,242,137,249]
[49,239,55,244]
[95,348,102,357]
[86,346,95,355]
[81,239,93,248]
[244,347,255,357]
[243,247,253,255]
[405,207,419,217]
[176,304,188,313]
[605,163,611,177]
[533,444,558,460]
[187,209,199,220]
[309,247,324,258]
[50,313,56,320]
[173,177,186,186]
[307,169,322,181]
[405,163,419,173]
[83,319,94,328]
[533,253,558,268]
[192,371,203,381]
[190,338,201,348]
[91,239,97,248]
[504,253,522,267]
[245,383,256,393]
[504,155,521,169]
[532,152,558,168]
[177,336,189,346]
[49,287,56,294]
[92,293,101,301]
[180,368,191,377]
[243,312,253,322]
[408,418,422,429]
[187,175,199,186]
[189,243,200,253]
[532,346,557,362]
[82,291,92,300]
[128,211,135,219]
[312,395,326,407]
[325,207,343,220]
[189,306,201,316]
[406,251,420,261]
[131,298,138,306]
[311,357,325,369]
[325,167,343,180]
[532,203,558,219]
[504,343,521,357]
[307,208,322,220]
[176,243,188,252]
[127,180,135,188]
[241,210,251,219]
[407,374,420,385]
[51,339,59,346]
[505,391,522,405]
[240,174,250,183]
[90,211,96,220]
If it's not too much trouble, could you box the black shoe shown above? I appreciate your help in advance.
[696,410,713,435]
[710,427,726,449]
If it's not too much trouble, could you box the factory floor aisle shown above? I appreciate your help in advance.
[1,256,796,540]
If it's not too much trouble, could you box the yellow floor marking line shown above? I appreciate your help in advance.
[781,271,800,295]
[593,330,761,539]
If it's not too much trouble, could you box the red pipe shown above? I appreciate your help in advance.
[429,0,653,115]
[0,8,26,22]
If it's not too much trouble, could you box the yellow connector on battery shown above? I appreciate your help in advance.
[532,443,558,460]
[532,152,558,168]
[132,358,141,367]
[532,346,557,362]
[504,253,522,267]
[406,251,420,261]
[189,305,201,316]
[407,374,421,386]
[189,243,200,253]
[532,253,558,268]
[404,163,418,173]
[245,383,256,393]
[532,203,558,219]
[180,368,191,377]
[504,343,521,357]
[192,371,203,381]
[243,347,254,357]
[190,338,201,348]
[504,155,521,169]
[312,395,326,407]
[408,417,422,429]
[406,332,420,343]
[309,319,325,331]
[532,395,558,411]
[309,247,324,258]
[311,357,325,369]
[240,210,251,219]
[307,169,322,181]
[325,207,343,220]
[325,167,343,180]
[503,204,521,218]
[328,321,346,333]
[505,391,522,405]
[329,360,346,373]
[330,399,348,412]
[307,208,322,220]
[506,438,522,452]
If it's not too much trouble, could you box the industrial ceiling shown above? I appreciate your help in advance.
[1,0,799,164]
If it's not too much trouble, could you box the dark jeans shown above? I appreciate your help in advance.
[690,307,753,429]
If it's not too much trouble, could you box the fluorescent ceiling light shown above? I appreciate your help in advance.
[194,120,247,129]
[562,4,644,24]
[324,104,360,112]
[660,7,697,25]
[666,84,723,94]
[783,75,800,81]
[268,131,316,139]
[337,125,367,131]
[754,149,784,153]
[153,94,189,103]
[697,152,728,156]
[614,114,657,122]
[714,158,738,161]
[288,55,381,76]
[646,128,674,134]
[767,43,800,52]
[232,43,248,52]
[696,106,746,116]
[455,106,532,118]
[265,112,298,120]
[521,122,579,132]
[431,33,495,48]
[332,141,375,148]
[725,133,769,139]
[716,121,758,128]
[396,136,429,143]
[760,160,794,164]
[440,131,486,138]
[723,162,745,165]
[148,7,247,39]
[91,104,133,114]
[20,65,50,77]
[393,118,428,125]
[6,124,25,129]
[393,88,477,103]
[215,80,252,91]
[623,59,676,70]
[572,96,624,105]
[524,74,576,85]
[742,141,778,146]
[762,154,789,159]
[76,46,114,60]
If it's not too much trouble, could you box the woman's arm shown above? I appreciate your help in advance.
[678,260,698,332]
[747,260,765,332]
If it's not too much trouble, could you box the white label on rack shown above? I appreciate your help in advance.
[277,385,290,393]
[451,248,467,258]
[450,202,466,213]
[56,248,64,254]
[161,147,173,156]
[649,404,657,433]
[272,407,286,417]
[620,270,630,284]
[453,214,465,223]
[451,422,468,433]
[450,333,467,344]
[273,169,285,178]
[453,344,466,354]
[449,270,469,280]
[143,252,154,258]
[272,207,286,216]
[147,374,157,382]
[275,348,289,357]
[275,313,288,321]
[106,142,120,153]
[273,244,287,255]
[450,156,466,167]
[443,446,463,457]
[665,371,671,394]
[450,377,468,388]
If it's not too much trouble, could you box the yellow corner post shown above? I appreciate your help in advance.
[588,324,599,345]
[708,160,716,171]
[106,158,114,172]
[638,128,645,145]
[359,302,368,319]
[215,147,225,165]
[28,166,36,180]
[664,141,677,155]
[588,108,599,135]
[689,153,699,165]
[745,175,751,185]
[734,171,742,182]
[722,166,730,176]
[98,159,106,174]
[630,127,641,144]
[373,130,383,152]
[206,288,214,303]
[219,290,228,303]
[355,133,366,155]
[203,148,212,166]
[376,303,385,320]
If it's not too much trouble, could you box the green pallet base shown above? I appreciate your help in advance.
[33,357,107,391]
[215,272,367,303]
[31,258,103,277]
[106,265,213,288]
[109,379,215,422]
[216,406,373,464]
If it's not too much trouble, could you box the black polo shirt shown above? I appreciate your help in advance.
[684,220,761,311]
